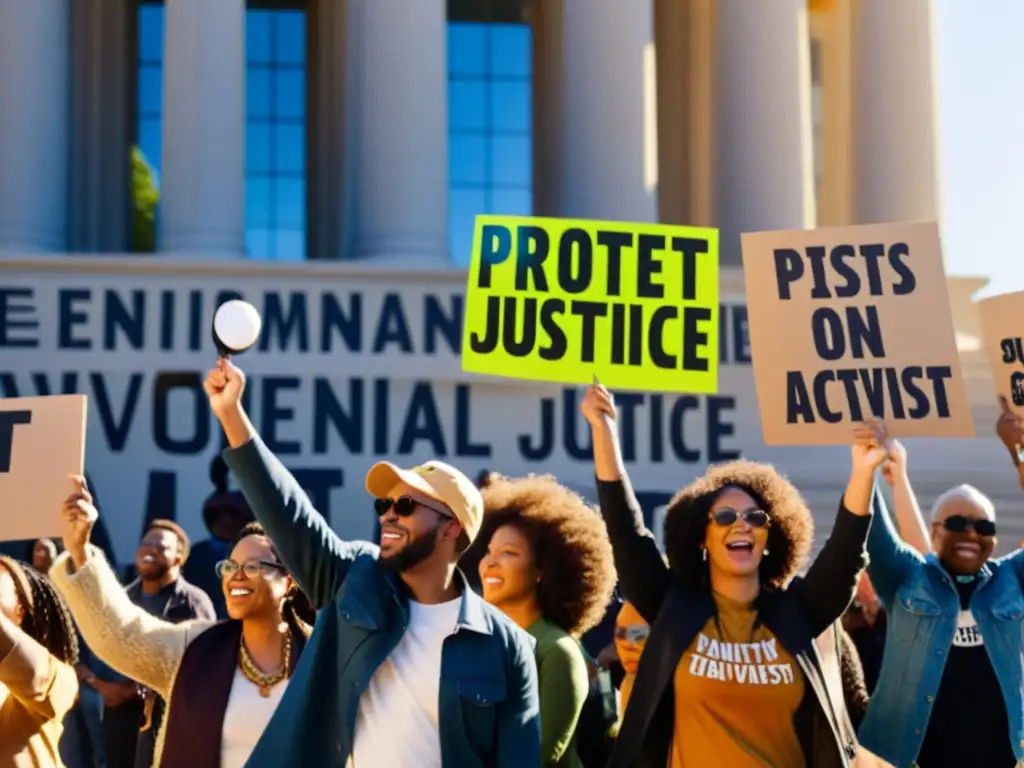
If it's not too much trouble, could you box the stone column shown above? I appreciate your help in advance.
[0,0,70,253]
[160,0,246,256]
[343,0,448,264]
[853,0,940,224]
[560,0,658,222]
[715,0,815,265]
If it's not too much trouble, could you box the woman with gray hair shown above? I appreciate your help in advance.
[859,424,1021,768]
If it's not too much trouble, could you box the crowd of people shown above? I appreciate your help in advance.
[2,357,1024,767]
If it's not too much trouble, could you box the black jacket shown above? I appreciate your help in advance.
[597,476,871,768]
[124,575,217,624]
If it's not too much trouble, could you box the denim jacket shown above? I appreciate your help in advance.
[222,436,541,767]
[860,491,1024,768]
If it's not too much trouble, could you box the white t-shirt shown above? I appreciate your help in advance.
[220,667,290,768]
[349,597,463,768]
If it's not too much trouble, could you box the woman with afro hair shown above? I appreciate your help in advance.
[0,555,80,767]
[581,383,885,768]
[472,474,617,768]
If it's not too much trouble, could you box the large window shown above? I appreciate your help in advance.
[134,1,308,260]
[447,3,532,266]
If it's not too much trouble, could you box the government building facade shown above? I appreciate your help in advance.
[0,0,1014,561]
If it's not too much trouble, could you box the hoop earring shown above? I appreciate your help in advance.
[701,548,707,562]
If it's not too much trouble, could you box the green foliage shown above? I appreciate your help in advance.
[130,146,159,252]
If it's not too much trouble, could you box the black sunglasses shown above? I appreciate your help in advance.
[942,515,996,537]
[374,496,452,520]
[709,507,771,529]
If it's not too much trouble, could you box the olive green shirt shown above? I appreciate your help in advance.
[527,617,589,768]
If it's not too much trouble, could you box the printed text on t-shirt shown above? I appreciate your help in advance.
[953,609,984,648]
[687,633,796,685]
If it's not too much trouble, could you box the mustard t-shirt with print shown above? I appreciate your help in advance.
[670,592,806,768]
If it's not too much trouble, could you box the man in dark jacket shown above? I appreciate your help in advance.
[93,520,216,768]
[205,358,541,767]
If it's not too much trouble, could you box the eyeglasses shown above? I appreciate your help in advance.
[614,626,649,644]
[374,496,452,520]
[709,507,771,529]
[942,515,996,537]
[215,559,286,580]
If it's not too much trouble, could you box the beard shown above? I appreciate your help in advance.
[139,563,170,582]
[378,527,440,573]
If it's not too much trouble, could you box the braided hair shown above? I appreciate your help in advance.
[228,523,314,637]
[0,556,79,666]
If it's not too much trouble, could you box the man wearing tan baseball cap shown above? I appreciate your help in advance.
[203,357,540,768]
[365,459,483,562]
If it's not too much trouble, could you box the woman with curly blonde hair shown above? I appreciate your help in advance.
[471,474,617,768]
[582,384,884,768]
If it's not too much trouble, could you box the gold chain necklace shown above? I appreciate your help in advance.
[238,630,292,698]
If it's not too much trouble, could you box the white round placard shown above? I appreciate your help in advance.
[212,300,262,354]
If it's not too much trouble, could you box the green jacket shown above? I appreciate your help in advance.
[528,617,589,768]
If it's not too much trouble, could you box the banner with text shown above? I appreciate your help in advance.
[741,221,973,445]
[978,291,1024,413]
[0,394,86,540]
[0,259,756,561]
[462,215,721,393]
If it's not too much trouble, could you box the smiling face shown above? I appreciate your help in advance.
[220,534,292,621]
[478,524,540,609]
[703,487,771,581]
[377,482,460,572]
[932,495,996,575]
[136,528,181,581]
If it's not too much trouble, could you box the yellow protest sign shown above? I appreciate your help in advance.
[461,215,720,393]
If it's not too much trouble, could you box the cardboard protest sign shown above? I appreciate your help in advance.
[462,215,720,393]
[978,291,1024,413]
[0,395,87,540]
[741,221,973,445]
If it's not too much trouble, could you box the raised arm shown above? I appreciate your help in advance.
[995,396,1024,490]
[49,548,204,699]
[53,483,212,699]
[582,384,671,624]
[0,612,78,722]
[880,440,931,554]
[796,423,885,636]
[863,442,925,608]
[496,631,542,767]
[205,360,376,608]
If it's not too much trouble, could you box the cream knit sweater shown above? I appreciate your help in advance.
[50,548,216,768]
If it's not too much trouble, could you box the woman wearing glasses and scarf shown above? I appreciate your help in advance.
[581,384,880,768]
[50,477,310,768]
[859,435,1023,768]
